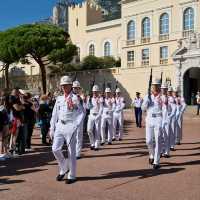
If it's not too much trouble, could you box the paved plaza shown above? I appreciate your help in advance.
[0,109,200,200]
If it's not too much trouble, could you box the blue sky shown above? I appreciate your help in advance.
[0,0,58,31]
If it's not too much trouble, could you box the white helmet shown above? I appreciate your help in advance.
[60,76,72,85]
[152,78,161,85]
[115,88,121,93]
[161,83,168,89]
[72,80,80,88]
[105,88,111,93]
[92,85,100,92]
[168,86,173,92]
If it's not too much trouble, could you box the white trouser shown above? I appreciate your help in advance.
[76,120,84,157]
[87,114,100,148]
[169,117,176,148]
[52,127,77,180]
[101,115,113,143]
[146,117,162,165]
[176,114,183,143]
[113,112,123,139]
[162,121,170,155]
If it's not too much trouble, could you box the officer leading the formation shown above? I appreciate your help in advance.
[50,76,84,184]
[142,78,163,169]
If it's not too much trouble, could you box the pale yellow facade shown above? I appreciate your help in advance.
[68,0,200,104]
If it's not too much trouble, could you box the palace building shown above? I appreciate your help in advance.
[68,0,200,104]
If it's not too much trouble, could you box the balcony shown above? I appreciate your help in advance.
[141,37,150,44]
[160,59,168,65]
[127,62,134,68]
[126,40,135,46]
[141,60,149,66]
[159,34,169,41]
[182,30,194,38]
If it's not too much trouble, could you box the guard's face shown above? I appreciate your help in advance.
[61,84,72,94]
[73,87,80,94]
[173,92,178,97]
[116,92,120,97]
[93,91,98,97]
[168,91,172,96]
[105,92,111,98]
[161,88,167,95]
[151,85,161,94]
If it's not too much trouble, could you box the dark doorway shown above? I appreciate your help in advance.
[183,68,200,105]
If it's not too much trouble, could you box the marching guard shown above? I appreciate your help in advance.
[72,80,86,159]
[100,88,115,145]
[50,76,84,184]
[113,88,125,141]
[142,78,163,169]
[87,85,102,150]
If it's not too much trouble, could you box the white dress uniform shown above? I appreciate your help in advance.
[168,94,177,149]
[87,91,102,149]
[101,94,115,144]
[50,91,84,180]
[142,93,163,165]
[161,94,170,155]
[76,95,86,158]
[174,96,186,144]
[113,91,125,140]
[72,81,87,158]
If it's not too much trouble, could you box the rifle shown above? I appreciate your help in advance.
[73,72,77,82]
[160,72,163,85]
[148,68,153,102]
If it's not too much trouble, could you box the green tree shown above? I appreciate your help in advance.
[0,24,77,93]
[0,30,21,89]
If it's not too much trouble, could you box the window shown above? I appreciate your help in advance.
[89,44,95,56]
[127,51,134,62]
[76,18,79,27]
[142,48,149,66]
[127,20,135,41]
[127,51,134,68]
[159,13,169,40]
[160,46,168,64]
[141,17,150,43]
[183,7,194,37]
[104,41,111,57]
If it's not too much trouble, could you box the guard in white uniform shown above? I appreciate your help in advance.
[142,78,163,169]
[50,76,84,184]
[87,85,102,150]
[101,88,115,145]
[173,88,186,145]
[167,87,177,151]
[72,80,86,159]
[160,83,170,157]
[112,88,125,141]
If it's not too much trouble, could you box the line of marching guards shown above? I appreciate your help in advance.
[50,75,186,184]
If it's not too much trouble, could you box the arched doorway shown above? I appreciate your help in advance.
[183,67,200,105]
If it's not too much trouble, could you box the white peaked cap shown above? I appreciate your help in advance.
[92,85,100,92]
[161,82,168,89]
[105,88,111,93]
[60,76,72,85]
[115,88,121,93]
[152,78,161,85]
[72,80,81,88]
[168,86,173,92]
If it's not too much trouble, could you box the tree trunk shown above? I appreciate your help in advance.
[38,61,47,94]
[4,64,9,89]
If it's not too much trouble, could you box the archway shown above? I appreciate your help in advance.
[183,67,200,105]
